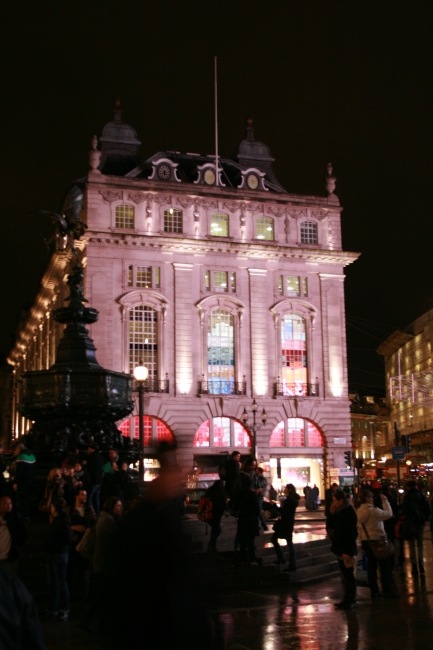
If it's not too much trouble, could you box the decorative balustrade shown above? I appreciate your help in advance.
[274,379,319,398]
[199,376,247,396]
[132,374,169,394]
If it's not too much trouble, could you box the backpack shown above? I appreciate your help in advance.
[197,496,214,522]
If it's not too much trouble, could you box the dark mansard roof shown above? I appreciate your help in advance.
[97,104,286,193]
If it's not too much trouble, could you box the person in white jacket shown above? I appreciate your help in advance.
[356,490,398,599]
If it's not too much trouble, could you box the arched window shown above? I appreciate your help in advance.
[164,208,183,233]
[256,216,274,241]
[193,417,251,448]
[281,314,307,395]
[129,306,158,376]
[270,418,324,448]
[120,416,174,445]
[207,309,234,394]
[300,221,318,245]
[210,212,229,237]
[115,204,135,229]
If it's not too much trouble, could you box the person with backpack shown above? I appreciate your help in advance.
[402,479,431,574]
[198,480,227,555]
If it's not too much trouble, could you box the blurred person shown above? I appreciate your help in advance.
[114,442,212,650]
[101,449,128,504]
[330,489,358,609]
[85,444,104,518]
[40,468,65,514]
[203,480,227,555]
[303,483,312,510]
[0,443,6,491]
[0,495,27,573]
[356,490,398,599]
[12,442,36,520]
[325,482,338,537]
[0,567,46,650]
[271,484,300,571]
[310,483,319,510]
[402,478,431,574]
[256,467,269,531]
[224,450,241,510]
[44,498,72,619]
[62,465,77,508]
[67,488,96,594]
[235,457,261,565]
[381,484,399,571]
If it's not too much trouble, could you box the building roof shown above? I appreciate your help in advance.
[376,330,414,357]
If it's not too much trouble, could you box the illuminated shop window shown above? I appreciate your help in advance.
[300,221,318,245]
[256,216,274,240]
[270,418,323,448]
[280,313,307,393]
[210,212,229,237]
[193,417,251,448]
[120,416,174,447]
[164,208,183,233]
[115,204,135,229]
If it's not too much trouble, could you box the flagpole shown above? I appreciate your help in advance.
[214,56,219,187]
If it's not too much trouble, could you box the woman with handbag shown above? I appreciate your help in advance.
[271,484,300,571]
[356,490,398,599]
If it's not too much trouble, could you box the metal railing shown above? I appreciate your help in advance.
[274,380,319,398]
[199,376,247,396]
[132,374,169,394]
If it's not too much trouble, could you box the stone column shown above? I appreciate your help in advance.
[248,268,268,396]
[173,263,194,396]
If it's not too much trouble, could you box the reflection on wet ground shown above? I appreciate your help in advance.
[40,532,433,649]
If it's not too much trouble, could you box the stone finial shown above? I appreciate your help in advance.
[113,97,122,123]
[246,116,255,141]
[325,163,337,195]
[89,135,101,173]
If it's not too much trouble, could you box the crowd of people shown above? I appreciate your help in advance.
[326,478,432,609]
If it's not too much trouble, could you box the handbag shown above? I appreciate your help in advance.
[362,523,395,560]
[272,518,284,535]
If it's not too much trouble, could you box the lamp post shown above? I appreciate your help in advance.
[241,398,267,459]
[133,362,148,479]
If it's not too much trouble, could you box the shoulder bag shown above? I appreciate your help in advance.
[361,522,394,560]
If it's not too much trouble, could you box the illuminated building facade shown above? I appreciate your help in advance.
[8,105,358,491]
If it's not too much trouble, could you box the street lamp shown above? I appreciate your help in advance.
[241,397,267,459]
[133,362,148,479]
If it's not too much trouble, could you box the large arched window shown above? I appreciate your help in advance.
[119,416,174,445]
[270,418,324,448]
[129,306,158,376]
[115,204,135,229]
[281,314,307,394]
[207,309,234,394]
[194,417,251,448]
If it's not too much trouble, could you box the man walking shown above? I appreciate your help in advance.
[402,479,431,574]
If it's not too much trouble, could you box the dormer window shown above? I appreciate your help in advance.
[300,221,318,245]
[256,216,274,241]
[210,212,229,237]
[115,204,134,229]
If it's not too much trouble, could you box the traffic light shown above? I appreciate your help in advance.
[401,435,407,450]
[394,421,400,440]
[405,435,412,453]
[344,451,352,467]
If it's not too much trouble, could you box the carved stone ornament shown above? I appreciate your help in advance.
[268,206,288,219]
[128,192,147,205]
[223,202,240,214]
[287,209,307,220]
[197,199,217,210]
[311,209,329,221]
[177,198,195,209]
[99,191,122,203]
[325,163,337,195]
[151,195,171,206]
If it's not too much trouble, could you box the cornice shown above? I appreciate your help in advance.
[85,232,360,266]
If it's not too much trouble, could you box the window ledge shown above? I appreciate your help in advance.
[110,228,138,234]
[207,235,234,241]
[158,231,187,238]
[297,242,320,248]
[252,238,276,244]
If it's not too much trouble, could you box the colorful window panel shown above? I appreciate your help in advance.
[193,420,210,447]
[307,421,323,447]
[270,421,285,447]
[281,314,307,388]
[207,309,234,388]
[133,416,152,446]
[233,421,251,447]
[213,417,230,447]
[119,419,130,437]
[156,420,174,444]
[115,204,134,229]
[287,418,305,446]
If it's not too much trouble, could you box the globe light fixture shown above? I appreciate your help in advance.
[134,362,148,478]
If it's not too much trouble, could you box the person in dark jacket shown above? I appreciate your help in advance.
[325,482,338,537]
[12,442,36,520]
[66,488,96,593]
[235,457,261,565]
[86,445,104,518]
[0,567,47,650]
[101,449,128,505]
[272,484,300,570]
[402,479,432,574]
[330,489,358,609]
[44,498,72,619]
[204,480,227,554]
[0,495,27,572]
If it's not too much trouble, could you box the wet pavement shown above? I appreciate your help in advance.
[40,531,433,649]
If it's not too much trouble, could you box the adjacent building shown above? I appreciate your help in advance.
[7,104,359,492]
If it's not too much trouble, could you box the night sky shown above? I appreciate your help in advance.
[1,2,432,396]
